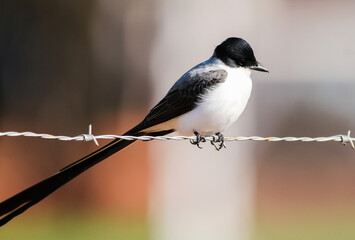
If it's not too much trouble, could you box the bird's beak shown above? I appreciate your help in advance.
[250,62,269,72]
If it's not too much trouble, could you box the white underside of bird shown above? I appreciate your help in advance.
[177,64,252,135]
[146,58,253,135]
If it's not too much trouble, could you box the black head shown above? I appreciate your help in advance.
[214,37,268,72]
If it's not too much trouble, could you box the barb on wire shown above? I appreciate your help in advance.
[0,125,354,150]
[81,124,99,146]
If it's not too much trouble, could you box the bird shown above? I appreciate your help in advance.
[0,37,268,226]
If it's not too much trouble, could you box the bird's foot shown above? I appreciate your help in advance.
[211,132,226,151]
[190,131,206,149]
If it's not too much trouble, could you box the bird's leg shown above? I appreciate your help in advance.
[210,132,226,151]
[190,131,206,149]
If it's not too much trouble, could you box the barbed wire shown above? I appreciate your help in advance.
[0,125,354,149]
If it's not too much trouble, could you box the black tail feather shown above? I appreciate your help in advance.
[0,123,174,227]
[0,127,174,226]
[0,137,134,226]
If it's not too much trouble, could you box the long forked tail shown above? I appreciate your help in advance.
[0,127,173,227]
[0,137,134,226]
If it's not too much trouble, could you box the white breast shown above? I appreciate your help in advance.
[176,66,252,135]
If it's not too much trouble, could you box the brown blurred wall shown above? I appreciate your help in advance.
[0,0,156,216]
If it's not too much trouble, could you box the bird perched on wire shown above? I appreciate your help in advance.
[0,37,268,226]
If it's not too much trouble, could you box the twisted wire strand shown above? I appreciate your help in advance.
[0,126,354,149]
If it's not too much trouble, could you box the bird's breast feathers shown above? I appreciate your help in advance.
[176,65,252,135]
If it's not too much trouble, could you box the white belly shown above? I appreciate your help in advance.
[176,67,252,135]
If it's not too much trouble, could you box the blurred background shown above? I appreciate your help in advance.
[1,0,355,239]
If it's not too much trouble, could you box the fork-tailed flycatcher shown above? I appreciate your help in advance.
[0,37,268,226]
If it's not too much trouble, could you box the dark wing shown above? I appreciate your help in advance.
[0,69,225,226]
[133,69,227,133]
